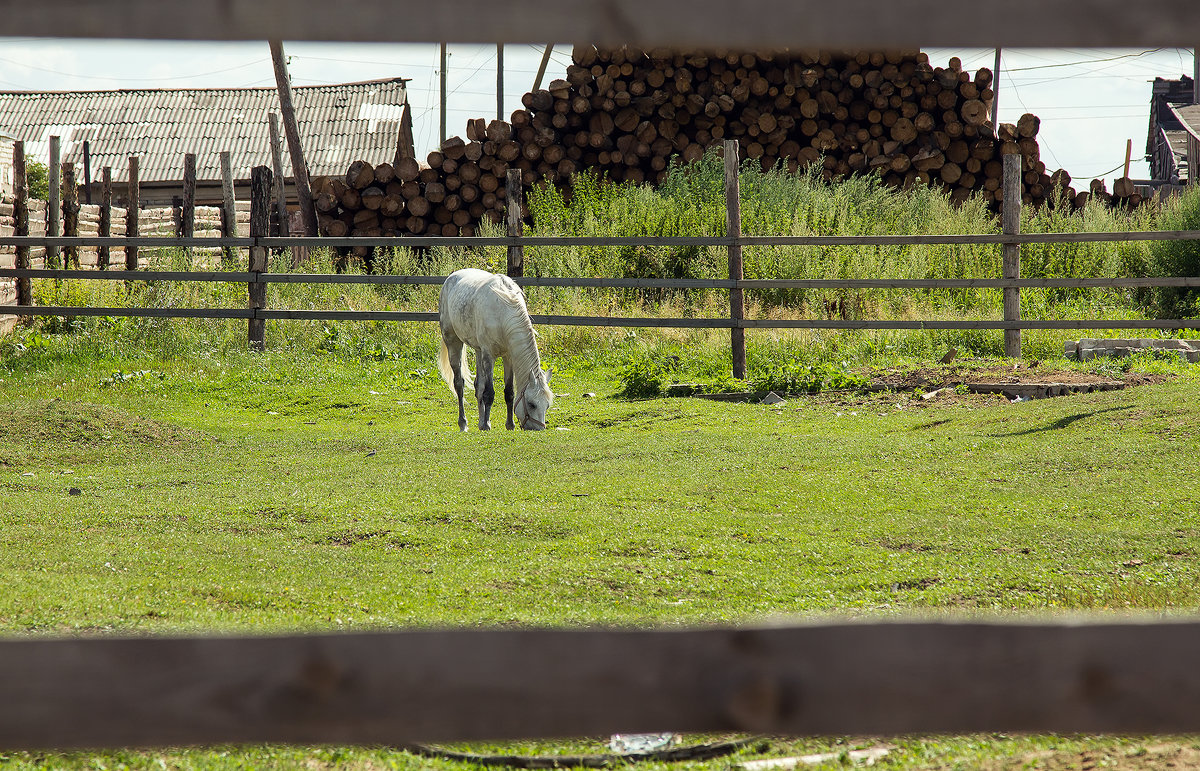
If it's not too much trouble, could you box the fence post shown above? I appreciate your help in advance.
[13,140,30,306]
[47,136,60,269]
[505,168,523,278]
[219,151,237,270]
[61,162,79,269]
[248,165,271,351]
[99,167,112,270]
[181,153,196,267]
[126,156,140,271]
[724,140,746,380]
[1002,153,1021,358]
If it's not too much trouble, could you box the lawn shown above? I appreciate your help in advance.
[2,343,1199,769]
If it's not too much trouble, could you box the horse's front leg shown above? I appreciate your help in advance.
[475,349,496,431]
[502,357,515,430]
[447,338,468,432]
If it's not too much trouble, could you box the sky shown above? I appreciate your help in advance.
[0,39,1194,188]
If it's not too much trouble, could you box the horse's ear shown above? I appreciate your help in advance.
[544,368,552,384]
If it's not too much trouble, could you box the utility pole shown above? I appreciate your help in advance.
[991,48,1002,128]
[533,45,554,91]
[439,43,448,146]
[1192,45,1198,186]
[269,40,318,237]
[496,44,504,122]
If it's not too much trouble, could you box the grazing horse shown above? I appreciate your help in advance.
[437,268,554,431]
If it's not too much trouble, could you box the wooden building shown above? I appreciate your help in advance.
[1145,75,1196,186]
[0,78,411,208]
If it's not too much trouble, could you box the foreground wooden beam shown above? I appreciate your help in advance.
[3,0,1200,47]
[3,621,1200,750]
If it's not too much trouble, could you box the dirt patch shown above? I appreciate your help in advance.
[870,362,1167,391]
[984,744,1200,770]
[811,363,1172,408]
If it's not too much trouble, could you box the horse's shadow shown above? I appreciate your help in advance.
[989,404,1135,438]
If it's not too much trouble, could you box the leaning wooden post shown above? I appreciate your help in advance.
[61,162,80,269]
[181,153,196,266]
[724,139,746,381]
[98,167,112,269]
[248,166,271,351]
[12,141,30,306]
[1002,152,1022,359]
[219,151,238,270]
[268,40,317,237]
[47,136,60,269]
[125,156,140,271]
[505,168,523,278]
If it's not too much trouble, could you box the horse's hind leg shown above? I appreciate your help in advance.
[502,357,515,430]
[475,349,496,431]
[447,337,469,432]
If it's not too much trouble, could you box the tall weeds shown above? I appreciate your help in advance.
[5,154,1189,378]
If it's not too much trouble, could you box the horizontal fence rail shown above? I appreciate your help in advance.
[4,620,1200,750]
[7,229,1200,251]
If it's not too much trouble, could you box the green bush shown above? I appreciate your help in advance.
[1146,186,1200,318]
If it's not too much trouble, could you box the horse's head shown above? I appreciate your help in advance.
[515,368,554,431]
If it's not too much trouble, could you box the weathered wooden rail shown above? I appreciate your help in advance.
[3,620,1200,750]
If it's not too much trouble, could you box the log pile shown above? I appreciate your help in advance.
[318,47,1141,249]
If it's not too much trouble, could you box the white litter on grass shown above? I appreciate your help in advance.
[556,427,571,431]
[736,747,890,770]
[609,733,678,754]
[760,391,786,405]
[1011,395,1030,403]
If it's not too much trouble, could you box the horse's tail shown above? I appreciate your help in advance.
[437,335,473,395]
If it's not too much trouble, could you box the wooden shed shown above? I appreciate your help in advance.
[1145,75,1196,186]
[0,78,411,208]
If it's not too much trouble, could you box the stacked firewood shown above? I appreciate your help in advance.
[314,120,532,247]
[318,47,1135,248]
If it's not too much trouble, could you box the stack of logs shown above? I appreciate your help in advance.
[314,120,526,244]
[318,47,1141,248]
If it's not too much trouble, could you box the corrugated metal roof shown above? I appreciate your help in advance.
[0,78,408,184]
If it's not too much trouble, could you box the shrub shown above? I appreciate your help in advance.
[1146,186,1200,318]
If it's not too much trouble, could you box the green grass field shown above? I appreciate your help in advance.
[2,341,1199,769]
[4,166,1200,768]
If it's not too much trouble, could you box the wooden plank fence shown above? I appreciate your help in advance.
[4,142,1200,369]
[4,620,1200,750]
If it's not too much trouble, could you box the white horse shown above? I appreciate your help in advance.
[437,268,554,431]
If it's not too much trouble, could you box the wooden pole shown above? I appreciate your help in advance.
[532,44,554,91]
[1191,47,1198,186]
[268,40,318,237]
[1002,152,1022,358]
[439,43,448,145]
[394,102,416,165]
[98,167,111,270]
[12,140,30,306]
[1123,138,1132,179]
[82,140,92,205]
[125,156,140,271]
[990,48,1001,128]
[248,165,271,351]
[724,140,746,380]
[505,168,523,278]
[61,162,79,269]
[219,150,238,270]
[181,153,196,266]
[267,114,289,237]
[496,43,504,122]
[47,136,60,269]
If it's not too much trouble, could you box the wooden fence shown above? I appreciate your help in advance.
[4,620,1200,750]
[3,143,1200,370]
